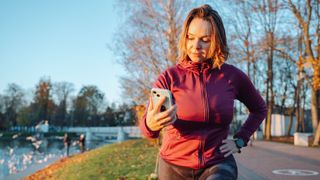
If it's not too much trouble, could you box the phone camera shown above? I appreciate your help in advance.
[160,105,166,112]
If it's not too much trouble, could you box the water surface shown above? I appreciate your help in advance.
[0,137,110,179]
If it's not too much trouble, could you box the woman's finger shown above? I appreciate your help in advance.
[157,105,177,119]
[165,108,177,126]
[158,115,175,126]
[157,117,170,125]
[148,96,153,111]
[154,96,167,112]
[162,120,174,127]
[219,144,228,151]
[220,147,230,153]
[224,150,233,157]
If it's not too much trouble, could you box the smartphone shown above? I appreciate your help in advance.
[151,88,174,113]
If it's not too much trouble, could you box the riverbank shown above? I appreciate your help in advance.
[6,156,60,180]
[26,139,158,179]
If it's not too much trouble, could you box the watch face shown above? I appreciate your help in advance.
[236,139,244,148]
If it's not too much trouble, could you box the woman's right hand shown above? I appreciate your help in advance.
[146,96,177,131]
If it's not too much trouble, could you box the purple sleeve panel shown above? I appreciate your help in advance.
[234,69,267,144]
[139,72,170,139]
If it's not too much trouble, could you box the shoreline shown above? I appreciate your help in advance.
[5,156,61,180]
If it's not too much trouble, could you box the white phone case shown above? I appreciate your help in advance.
[151,88,174,112]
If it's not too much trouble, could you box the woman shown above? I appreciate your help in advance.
[140,4,267,180]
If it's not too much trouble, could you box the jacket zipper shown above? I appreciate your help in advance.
[199,69,209,123]
[198,139,203,168]
[198,68,208,168]
[199,138,206,168]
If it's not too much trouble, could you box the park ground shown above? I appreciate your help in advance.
[25,138,320,180]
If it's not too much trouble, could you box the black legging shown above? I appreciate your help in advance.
[158,156,238,180]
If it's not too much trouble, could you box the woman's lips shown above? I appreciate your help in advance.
[192,53,202,56]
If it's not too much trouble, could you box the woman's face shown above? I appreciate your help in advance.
[186,18,212,63]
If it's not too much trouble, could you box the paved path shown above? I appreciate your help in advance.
[234,140,320,180]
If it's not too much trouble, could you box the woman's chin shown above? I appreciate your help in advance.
[190,57,205,63]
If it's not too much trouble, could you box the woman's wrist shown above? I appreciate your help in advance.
[234,138,245,153]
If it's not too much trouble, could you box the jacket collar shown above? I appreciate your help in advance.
[178,58,214,75]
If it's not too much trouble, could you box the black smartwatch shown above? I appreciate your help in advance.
[234,138,245,153]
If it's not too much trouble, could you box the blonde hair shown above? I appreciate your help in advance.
[178,4,229,69]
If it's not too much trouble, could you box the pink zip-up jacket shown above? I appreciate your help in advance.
[140,59,267,169]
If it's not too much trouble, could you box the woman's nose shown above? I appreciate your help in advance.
[194,39,201,49]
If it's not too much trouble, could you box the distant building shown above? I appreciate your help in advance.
[233,105,312,137]
[262,114,296,136]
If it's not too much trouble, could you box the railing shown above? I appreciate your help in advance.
[61,126,141,141]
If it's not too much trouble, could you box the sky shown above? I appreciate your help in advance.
[0,0,125,104]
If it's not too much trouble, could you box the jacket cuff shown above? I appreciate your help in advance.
[139,118,160,139]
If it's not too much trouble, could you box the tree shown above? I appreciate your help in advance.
[112,0,193,104]
[103,106,116,126]
[32,78,55,125]
[16,106,33,126]
[286,0,320,145]
[52,82,74,126]
[228,0,259,83]
[272,48,297,135]
[2,83,25,128]
[0,94,6,130]
[116,103,136,126]
[275,30,308,132]
[227,0,266,135]
[229,0,283,140]
[72,85,104,126]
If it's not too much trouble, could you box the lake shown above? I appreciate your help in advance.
[0,136,111,179]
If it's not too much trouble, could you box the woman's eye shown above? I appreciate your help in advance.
[202,38,210,42]
[187,36,194,40]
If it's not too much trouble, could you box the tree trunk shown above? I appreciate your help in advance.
[247,61,251,79]
[253,61,257,85]
[295,70,302,132]
[266,102,273,140]
[301,85,306,132]
[280,77,288,114]
[265,67,270,139]
[287,110,294,136]
[265,32,274,140]
[295,106,301,132]
[313,122,320,146]
[311,88,319,133]
[312,89,320,145]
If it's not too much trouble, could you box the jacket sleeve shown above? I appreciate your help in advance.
[234,69,267,144]
[139,71,171,139]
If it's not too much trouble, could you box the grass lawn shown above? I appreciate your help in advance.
[26,138,159,180]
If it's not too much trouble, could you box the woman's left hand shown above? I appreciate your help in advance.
[219,139,240,158]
